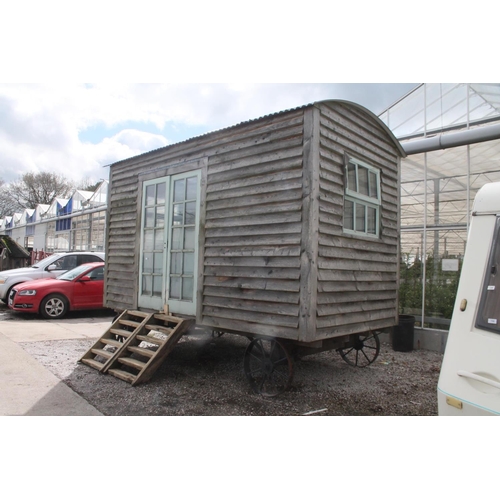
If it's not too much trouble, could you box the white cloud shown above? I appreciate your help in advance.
[0,83,417,185]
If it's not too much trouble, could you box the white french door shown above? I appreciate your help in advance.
[138,170,201,315]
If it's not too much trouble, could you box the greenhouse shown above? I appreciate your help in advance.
[379,83,500,332]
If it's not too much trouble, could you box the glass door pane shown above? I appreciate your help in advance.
[138,179,168,310]
[166,171,200,315]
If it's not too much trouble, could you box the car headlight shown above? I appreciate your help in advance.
[18,290,37,296]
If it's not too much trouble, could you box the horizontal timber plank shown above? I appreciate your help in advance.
[204,266,301,280]
[208,155,303,184]
[205,222,302,238]
[204,256,301,268]
[318,269,397,282]
[205,178,303,202]
[206,187,302,212]
[203,296,299,317]
[202,306,299,328]
[203,286,299,304]
[201,317,299,340]
[318,281,398,293]
[206,200,303,221]
[316,307,396,329]
[204,246,301,258]
[205,211,301,229]
[205,233,302,248]
[317,299,397,317]
[317,290,396,304]
[203,276,300,292]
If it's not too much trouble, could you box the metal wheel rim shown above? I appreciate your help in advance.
[44,297,66,318]
[243,338,293,397]
[338,332,380,367]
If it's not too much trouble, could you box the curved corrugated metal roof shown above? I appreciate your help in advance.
[110,99,405,167]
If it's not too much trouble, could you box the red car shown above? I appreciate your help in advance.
[8,262,105,319]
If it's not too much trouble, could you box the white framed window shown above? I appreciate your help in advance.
[343,156,381,237]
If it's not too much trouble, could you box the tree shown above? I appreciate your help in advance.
[8,172,75,209]
[0,178,24,218]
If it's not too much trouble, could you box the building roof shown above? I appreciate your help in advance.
[109,99,406,168]
[0,235,30,259]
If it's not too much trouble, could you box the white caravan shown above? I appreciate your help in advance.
[438,182,500,415]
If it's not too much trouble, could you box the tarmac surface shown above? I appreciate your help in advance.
[0,304,114,416]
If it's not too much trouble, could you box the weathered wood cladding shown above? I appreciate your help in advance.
[314,102,400,339]
[105,100,403,343]
[202,112,305,338]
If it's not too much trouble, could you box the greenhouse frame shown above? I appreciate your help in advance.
[379,83,500,334]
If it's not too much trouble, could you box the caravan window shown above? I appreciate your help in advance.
[343,156,381,237]
[476,217,500,334]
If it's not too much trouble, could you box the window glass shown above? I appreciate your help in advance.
[347,162,357,191]
[358,167,369,196]
[476,217,500,333]
[343,156,381,237]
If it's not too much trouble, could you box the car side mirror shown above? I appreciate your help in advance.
[79,276,91,282]
[47,264,58,271]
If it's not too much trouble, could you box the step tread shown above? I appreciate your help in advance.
[118,356,147,370]
[80,358,105,370]
[101,338,123,348]
[128,345,156,358]
[108,369,137,384]
[91,348,114,358]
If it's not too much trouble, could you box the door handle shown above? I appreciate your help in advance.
[457,370,500,390]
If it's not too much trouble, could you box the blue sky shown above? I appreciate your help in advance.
[0,83,418,185]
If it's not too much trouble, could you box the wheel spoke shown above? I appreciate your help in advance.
[243,338,293,397]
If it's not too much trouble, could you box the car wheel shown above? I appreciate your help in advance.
[40,294,69,319]
[2,285,16,304]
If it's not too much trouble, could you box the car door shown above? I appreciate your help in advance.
[72,266,105,308]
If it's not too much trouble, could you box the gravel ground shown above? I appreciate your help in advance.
[20,326,443,416]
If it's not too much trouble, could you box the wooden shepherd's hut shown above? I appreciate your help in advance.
[104,99,406,346]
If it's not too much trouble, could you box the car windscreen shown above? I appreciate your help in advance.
[31,254,60,269]
[57,264,94,281]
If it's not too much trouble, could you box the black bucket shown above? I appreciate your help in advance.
[392,315,415,352]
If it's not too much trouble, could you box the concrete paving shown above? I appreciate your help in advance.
[0,312,112,416]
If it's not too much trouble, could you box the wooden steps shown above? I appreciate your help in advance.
[79,310,193,386]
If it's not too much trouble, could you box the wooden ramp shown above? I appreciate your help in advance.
[79,310,193,386]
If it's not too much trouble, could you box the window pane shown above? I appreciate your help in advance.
[153,276,162,296]
[146,185,155,206]
[174,179,185,202]
[369,171,378,199]
[348,162,357,191]
[186,177,197,200]
[172,228,183,250]
[145,207,155,228]
[156,206,165,227]
[171,252,182,274]
[344,200,354,230]
[173,203,184,226]
[185,201,196,225]
[358,167,369,196]
[153,253,163,273]
[367,207,377,234]
[184,252,194,274]
[143,253,153,272]
[182,277,194,300]
[143,230,154,252]
[142,275,152,295]
[154,229,164,251]
[356,204,366,232]
[156,182,166,204]
[170,277,181,299]
[184,227,195,250]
